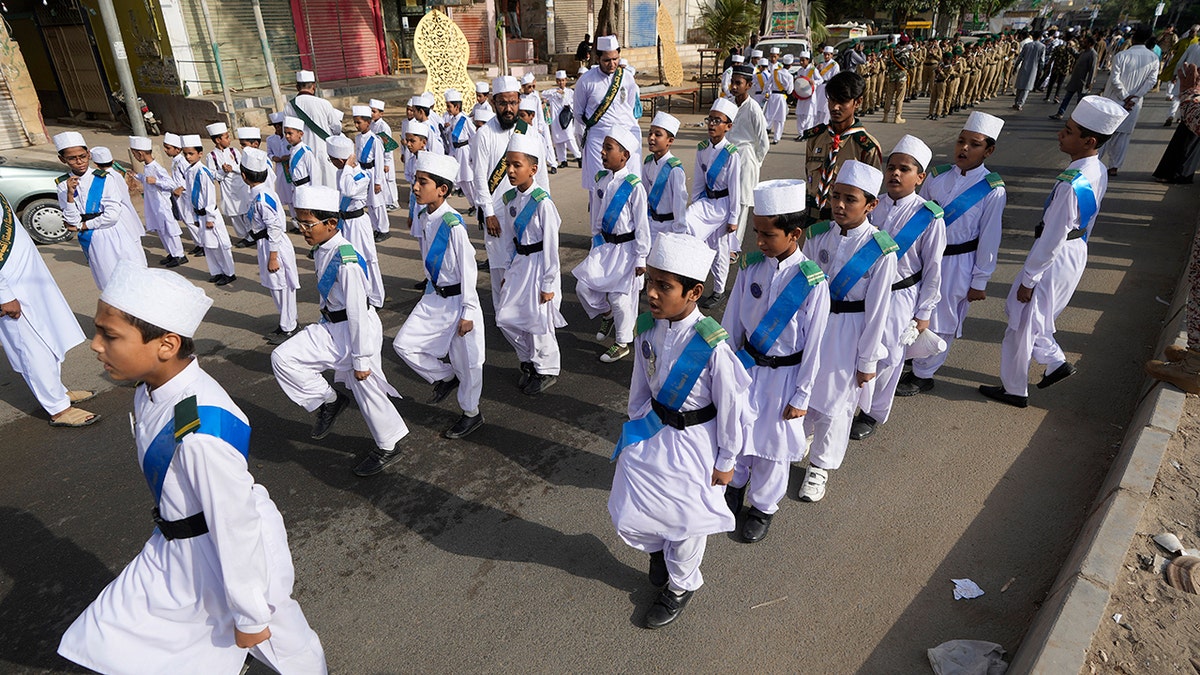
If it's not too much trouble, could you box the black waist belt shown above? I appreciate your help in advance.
[431,282,462,298]
[293,177,311,186]
[514,238,544,255]
[360,161,375,169]
[651,399,718,430]
[80,212,101,222]
[153,508,208,541]
[453,140,470,148]
[322,308,348,323]
[943,238,979,256]
[1034,223,1085,240]
[194,208,207,216]
[830,299,866,314]
[249,229,269,241]
[340,208,366,220]
[171,199,182,221]
[649,209,674,223]
[601,230,637,245]
[704,187,729,200]
[745,342,805,368]
[891,269,922,291]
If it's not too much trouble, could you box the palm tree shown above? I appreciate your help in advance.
[700,0,761,57]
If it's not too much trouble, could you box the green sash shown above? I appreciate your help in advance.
[0,194,16,272]
[378,131,400,153]
[585,67,624,135]
[289,97,331,141]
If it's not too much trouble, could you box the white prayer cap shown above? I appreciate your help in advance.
[619,58,629,67]
[492,75,520,94]
[101,260,213,338]
[577,66,588,75]
[835,159,883,196]
[414,152,459,182]
[507,132,544,161]
[181,134,203,147]
[758,58,769,67]
[649,111,681,136]
[475,80,490,93]
[418,92,436,108]
[236,126,261,140]
[129,136,152,151]
[351,105,372,117]
[963,111,1004,139]
[782,54,795,64]
[326,135,354,159]
[444,88,463,102]
[90,146,113,163]
[406,120,430,138]
[1071,95,1128,135]
[823,45,835,54]
[53,131,86,151]
[753,179,807,216]
[889,134,933,171]
[369,98,386,110]
[268,112,286,124]
[522,73,536,85]
[284,116,304,130]
[555,70,567,79]
[799,50,811,58]
[205,122,228,136]
[241,147,270,172]
[296,69,316,83]
[732,54,745,63]
[648,232,714,282]
[408,95,423,107]
[769,46,781,54]
[332,109,344,123]
[293,185,340,212]
[597,35,619,52]
[519,95,540,113]
[605,126,639,153]
[750,49,764,58]
[474,108,495,123]
[163,132,183,147]
[709,97,738,122]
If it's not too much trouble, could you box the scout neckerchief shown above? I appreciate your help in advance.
[289,96,331,140]
[815,122,863,212]
[613,316,728,460]
[584,66,624,138]
[595,173,640,247]
[505,186,549,262]
[645,155,682,213]
[826,229,900,301]
[936,168,1004,227]
[143,395,251,505]
[1043,168,1098,241]
[317,243,368,305]
[487,121,529,193]
[735,256,826,370]
[889,199,944,259]
[358,134,376,166]
[0,194,16,272]
[423,209,463,290]
[705,143,736,193]
[289,145,309,184]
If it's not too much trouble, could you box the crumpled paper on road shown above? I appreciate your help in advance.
[927,639,1008,675]
[905,325,947,359]
[952,578,985,600]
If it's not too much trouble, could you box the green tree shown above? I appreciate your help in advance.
[700,0,762,56]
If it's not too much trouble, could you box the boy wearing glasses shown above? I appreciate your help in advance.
[683,98,742,306]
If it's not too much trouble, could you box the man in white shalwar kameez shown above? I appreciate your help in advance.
[574,35,642,190]
[284,70,339,189]
[1100,28,1162,174]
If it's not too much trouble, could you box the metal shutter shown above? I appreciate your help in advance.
[294,0,386,81]
[0,73,30,150]
[627,0,656,48]
[553,0,590,56]
[177,0,299,92]
[453,3,493,65]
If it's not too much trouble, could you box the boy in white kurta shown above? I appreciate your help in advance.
[793,52,823,137]
[721,180,829,543]
[242,149,301,343]
[800,160,897,502]
[684,98,742,305]
[272,186,408,477]
[182,134,237,285]
[572,126,651,363]
[165,133,201,254]
[764,57,795,144]
[393,153,486,439]
[130,135,186,267]
[89,146,148,247]
[59,261,326,674]
[352,105,389,238]
[642,112,688,239]
[369,98,400,212]
[206,123,252,245]
[980,96,1127,407]
[285,117,316,192]
[326,136,386,308]
[544,71,581,166]
[443,90,476,207]
[266,113,295,212]
[719,68,771,304]
[609,232,751,629]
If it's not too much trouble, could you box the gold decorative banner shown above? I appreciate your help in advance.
[414,9,475,115]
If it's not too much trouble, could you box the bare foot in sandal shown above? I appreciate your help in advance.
[50,407,101,428]
[67,390,96,404]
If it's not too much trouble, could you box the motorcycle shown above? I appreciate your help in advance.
[111,90,162,136]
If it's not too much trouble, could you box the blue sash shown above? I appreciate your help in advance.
[827,231,899,301]
[190,167,211,211]
[705,145,734,192]
[735,262,825,370]
[142,405,250,505]
[423,211,463,290]
[1044,169,1098,241]
[289,146,308,177]
[77,229,94,260]
[78,173,105,259]
[509,187,548,262]
[594,175,639,248]
[317,244,368,304]
[452,116,468,144]
[358,135,375,165]
[647,157,681,213]
[941,174,1000,226]
[891,201,942,259]
[245,191,279,223]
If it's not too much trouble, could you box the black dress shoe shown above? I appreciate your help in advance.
[849,411,877,440]
[353,446,403,477]
[522,373,557,395]
[518,361,534,389]
[645,588,694,629]
[741,507,773,543]
[698,291,725,309]
[724,484,745,517]
[895,371,933,397]
[428,376,460,404]
[373,231,390,242]
[235,237,255,248]
[978,384,1028,408]
[477,259,489,271]
[413,279,428,291]
[548,166,557,174]
[266,325,303,346]
[311,391,349,439]
[648,550,668,588]
[215,274,236,286]
[207,274,222,283]
[1036,362,1076,389]
[190,245,204,255]
[164,255,187,268]
[444,412,483,439]
[159,255,173,266]
[559,161,569,169]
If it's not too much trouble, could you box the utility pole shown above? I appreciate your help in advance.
[252,0,287,112]
[95,0,146,135]
[197,0,238,126]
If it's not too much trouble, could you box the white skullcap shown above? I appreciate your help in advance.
[782,54,795,64]
[414,152,459,182]
[732,54,745,63]
[577,66,588,75]
[710,97,739,122]
[555,70,567,79]
[799,50,811,58]
[326,135,354,159]
[750,49,764,58]
[769,47,781,54]
[1071,95,1129,135]
[650,111,681,136]
[101,260,212,338]
[605,126,639,153]
[332,109,344,123]
[519,95,540,113]
[619,58,629,66]
[369,98,386,110]
[284,116,304,130]
[648,232,714,282]
[129,136,152,151]
[296,70,316,83]
[822,45,835,54]
[758,58,769,67]
[408,95,422,108]
[205,122,228,136]
[418,92,435,108]
[181,134,202,147]
[963,111,1004,139]
[406,120,430,138]
[53,131,86,151]
[597,35,619,52]
[444,88,463,102]
[236,127,261,140]
[522,73,536,84]
[493,75,520,94]
[352,105,372,117]
[293,185,340,212]
[626,63,637,74]
[753,179,806,216]
[506,132,544,161]
[835,159,883,196]
[268,112,286,124]
[475,81,490,93]
[474,108,495,123]
[90,147,113,163]
[241,147,270,172]
[163,132,182,147]
[889,134,933,171]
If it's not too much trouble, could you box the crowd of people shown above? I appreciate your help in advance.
[0,22,1195,672]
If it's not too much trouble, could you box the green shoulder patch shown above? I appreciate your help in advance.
[502,188,518,204]
[173,395,201,442]
[337,243,358,264]
[724,144,738,154]
[739,250,766,269]
[530,187,549,202]
[873,230,900,255]
[666,156,683,169]
[929,163,954,177]
[92,168,108,178]
[923,200,945,219]
[634,311,655,336]
[806,220,832,238]
[985,171,1005,188]
[854,133,878,152]
[595,170,609,184]
[697,140,710,151]
[643,154,654,164]
[1056,168,1080,182]
[694,316,729,348]
[55,173,71,185]
[799,259,826,285]
[623,174,641,187]
[442,212,463,227]
[800,124,827,140]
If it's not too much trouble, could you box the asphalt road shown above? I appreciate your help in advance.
[1,86,1197,674]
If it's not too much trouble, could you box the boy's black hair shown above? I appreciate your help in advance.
[1075,123,1112,148]
[241,166,268,184]
[121,311,196,360]
[767,211,807,235]
[309,208,340,222]
[826,72,866,102]
[664,270,705,296]
[95,161,114,168]
[416,170,455,193]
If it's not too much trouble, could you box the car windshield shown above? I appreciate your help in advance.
[757,40,811,62]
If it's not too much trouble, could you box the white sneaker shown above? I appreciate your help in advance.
[799,467,828,502]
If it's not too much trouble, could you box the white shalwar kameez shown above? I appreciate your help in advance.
[913,164,1005,380]
[726,96,770,246]
[641,151,688,239]
[355,129,389,237]
[394,202,485,414]
[172,153,200,246]
[764,67,794,143]
[1099,44,1161,170]
[185,162,236,279]
[859,193,945,424]
[138,159,184,258]
[573,65,642,189]
[608,308,750,591]
[59,169,147,290]
[572,167,651,346]
[801,221,896,470]
[208,146,251,239]
[285,93,340,188]
[336,166,386,308]
[814,59,842,127]
[248,184,300,332]
[110,168,148,244]
[1000,155,1107,397]
[721,249,829,514]
[444,112,476,207]
[371,117,399,210]
[267,133,294,209]
[543,86,581,161]
[683,138,742,295]
[271,232,408,452]
[58,359,327,675]
[794,64,824,135]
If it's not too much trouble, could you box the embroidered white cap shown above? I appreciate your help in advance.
[507,132,544,162]
[418,92,436,108]
[753,179,807,216]
[236,126,261,140]
[1071,95,1128,135]
[782,54,795,64]
[963,111,1004,139]
[769,47,781,54]
[293,185,340,212]
[889,134,933,171]
[406,120,430,138]
[822,45,835,54]
[90,146,113,163]
[268,112,286,124]
[101,261,213,337]
[163,132,183,147]
[369,98,386,110]
[758,58,769,67]
[326,135,354,160]
[53,132,86,151]
[710,97,739,122]
[474,108,496,124]
[205,122,229,136]
[835,159,883,196]
[414,152,459,182]
[605,126,640,153]
[648,232,715,282]
[181,134,203,147]
[129,136,152,151]
[475,81,490,93]
[241,147,270,172]
[492,75,521,94]
[555,70,567,79]
[284,116,304,130]
[649,111,681,136]
[597,35,619,52]
[352,105,372,117]
[799,50,811,59]
[296,70,316,83]
[750,49,764,58]
[732,55,745,63]
[444,88,463,102]
[522,73,536,85]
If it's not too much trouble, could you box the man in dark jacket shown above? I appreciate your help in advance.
[1050,35,1097,118]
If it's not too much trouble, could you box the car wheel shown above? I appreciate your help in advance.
[19,198,71,244]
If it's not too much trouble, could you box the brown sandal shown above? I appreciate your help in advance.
[67,390,96,404]
[49,407,101,428]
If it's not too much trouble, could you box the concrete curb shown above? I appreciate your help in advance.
[1008,240,1192,673]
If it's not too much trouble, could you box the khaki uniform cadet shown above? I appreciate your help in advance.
[801,116,884,225]
[882,44,912,123]
[858,53,875,113]
[271,185,409,477]
[922,45,941,98]
[928,52,954,119]
[872,51,888,112]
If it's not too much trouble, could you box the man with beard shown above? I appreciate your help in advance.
[573,35,642,190]
[284,70,340,188]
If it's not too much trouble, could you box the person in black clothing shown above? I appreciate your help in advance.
[723,47,740,72]
[575,34,592,67]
